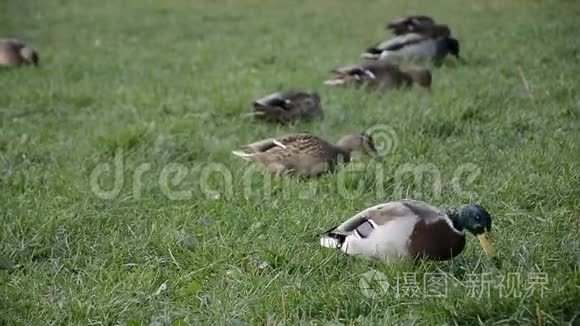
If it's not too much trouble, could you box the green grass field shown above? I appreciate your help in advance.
[2,0,579,324]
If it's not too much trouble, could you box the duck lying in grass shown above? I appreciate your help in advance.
[232,133,382,177]
[0,39,39,67]
[325,61,431,90]
[320,200,494,261]
[362,28,460,65]
[249,91,323,123]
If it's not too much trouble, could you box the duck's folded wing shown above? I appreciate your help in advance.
[387,15,434,27]
[331,64,363,75]
[326,202,415,234]
[320,202,417,248]
[398,199,450,223]
[254,92,292,110]
[386,16,410,29]
[387,16,435,34]
[233,138,279,159]
[281,91,311,101]
[252,138,288,152]
[370,33,427,52]
[387,15,435,28]
[324,200,444,237]
[275,133,318,145]
[332,65,375,78]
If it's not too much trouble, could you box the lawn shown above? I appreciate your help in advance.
[1,0,579,324]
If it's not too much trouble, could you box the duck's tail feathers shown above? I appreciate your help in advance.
[243,138,283,153]
[242,111,265,119]
[324,78,346,86]
[320,233,346,249]
[232,150,255,161]
[361,52,380,60]
[320,227,347,249]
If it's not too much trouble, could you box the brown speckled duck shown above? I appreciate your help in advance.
[250,91,323,123]
[0,39,39,67]
[325,61,431,90]
[320,200,494,261]
[232,133,382,177]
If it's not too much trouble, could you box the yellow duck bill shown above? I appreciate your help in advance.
[477,232,495,256]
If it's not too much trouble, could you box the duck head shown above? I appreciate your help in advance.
[336,133,383,161]
[20,46,39,66]
[445,37,461,60]
[454,204,494,255]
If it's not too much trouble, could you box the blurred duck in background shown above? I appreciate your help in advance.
[325,61,432,91]
[249,91,323,124]
[0,39,39,67]
[363,16,461,65]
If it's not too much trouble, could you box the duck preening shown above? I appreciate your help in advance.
[325,61,431,90]
[249,91,323,123]
[0,39,39,67]
[320,200,494,261]
[232,133,382,177]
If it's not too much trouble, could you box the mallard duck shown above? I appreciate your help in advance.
[386,15,435,35]
[0,39,39,67]
[324,61,431,90]
[320,200,494,261]
[232,133,382,177]
[361,29,460,65]
[249,91,323,123]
